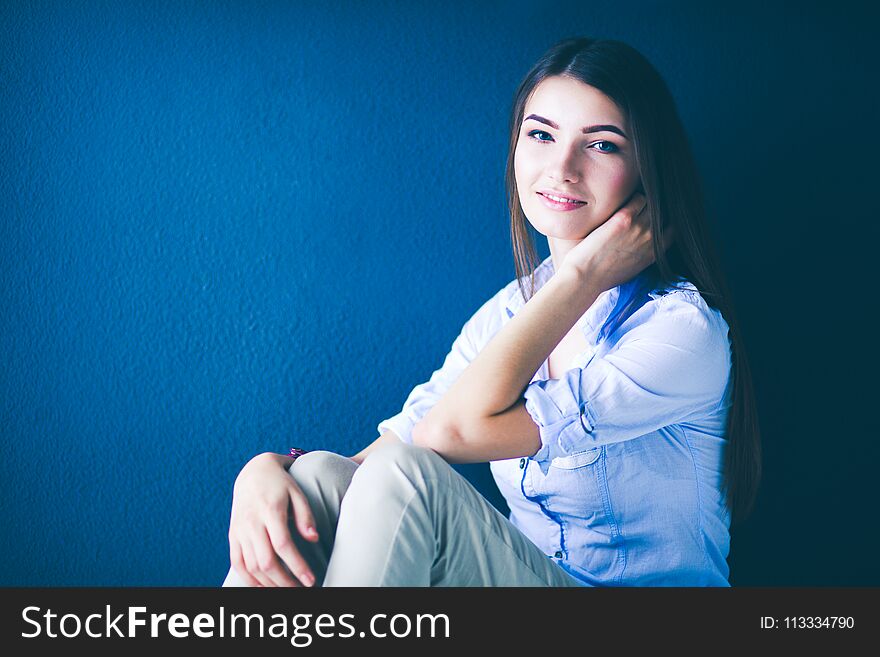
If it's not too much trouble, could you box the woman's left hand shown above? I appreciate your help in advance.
[559,192,670,291]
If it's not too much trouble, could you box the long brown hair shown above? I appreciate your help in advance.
[505,37,761,526]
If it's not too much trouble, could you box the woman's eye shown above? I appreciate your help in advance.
[527,130,619,154]
[591,141,619,153]
[527,129,553,142]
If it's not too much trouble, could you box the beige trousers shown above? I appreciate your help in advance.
[222,441,584,587]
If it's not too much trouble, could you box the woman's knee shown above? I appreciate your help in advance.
[289,450,357,486]
[354,440,447,486]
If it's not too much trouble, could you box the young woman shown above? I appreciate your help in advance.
[222,37,761,588]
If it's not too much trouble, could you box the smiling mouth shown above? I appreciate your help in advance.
[537,192,587,209]
[539,192,586,204]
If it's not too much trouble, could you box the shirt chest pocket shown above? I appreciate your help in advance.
[550,448,602,469]
[535,446,624,582]
[534,447,608,521]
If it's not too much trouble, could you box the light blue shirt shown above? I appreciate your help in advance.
[377,255,733,586]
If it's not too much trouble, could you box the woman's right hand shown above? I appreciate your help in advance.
[228,452,319,587]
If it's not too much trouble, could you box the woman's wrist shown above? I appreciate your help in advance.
[234,451,291,495]
[556,260,598,290]
[249,451,294,470]
[245,448,309,473]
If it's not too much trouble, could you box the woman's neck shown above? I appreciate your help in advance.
[548,236,583,275]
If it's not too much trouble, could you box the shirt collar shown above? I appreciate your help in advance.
[503,255,622,340]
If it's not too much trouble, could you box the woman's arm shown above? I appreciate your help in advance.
[414,269,600,457]
[414,193,657,461]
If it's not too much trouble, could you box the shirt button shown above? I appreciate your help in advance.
[554,551,563,559]
[579,401,594,433]
[519,458,526,469]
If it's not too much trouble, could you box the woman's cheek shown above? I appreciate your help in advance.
[607,163,632,192]
[600,166,639,211]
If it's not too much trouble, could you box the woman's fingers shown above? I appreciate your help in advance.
[266,513,316,587]
[288,483,320,544]
[229,539,262,587]
[619,191,646,218]
[632,193,674,253]
[240,538,274,587]
[226,455,322,588]
[625,193,653,247]
[625,193,648,228]
[253,527,302,587]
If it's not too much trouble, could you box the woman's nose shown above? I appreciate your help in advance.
[546,146,580,183]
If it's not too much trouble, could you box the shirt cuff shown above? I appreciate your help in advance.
[376,413,415,445]
[522,379,597,472]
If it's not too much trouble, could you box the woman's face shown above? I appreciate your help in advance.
[514,75,640,241]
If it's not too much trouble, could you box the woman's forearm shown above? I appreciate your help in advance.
[419,267,601,435]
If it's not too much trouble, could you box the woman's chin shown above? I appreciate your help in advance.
[528,225,592,242]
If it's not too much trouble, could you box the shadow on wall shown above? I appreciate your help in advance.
[451,463,510,517]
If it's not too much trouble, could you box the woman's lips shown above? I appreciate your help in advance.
[537,192,587,211]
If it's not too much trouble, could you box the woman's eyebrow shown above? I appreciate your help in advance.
[523,113,629,140]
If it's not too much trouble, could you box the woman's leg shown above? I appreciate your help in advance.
[322,441,584,587]
[222,450,359,587]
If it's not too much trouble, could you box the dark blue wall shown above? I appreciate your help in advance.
[2,0,877,585]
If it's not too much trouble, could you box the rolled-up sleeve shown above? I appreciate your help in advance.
[523,291,732,467]
[376,285,511,444]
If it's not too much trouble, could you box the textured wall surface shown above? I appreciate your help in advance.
[2,1,877,585]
